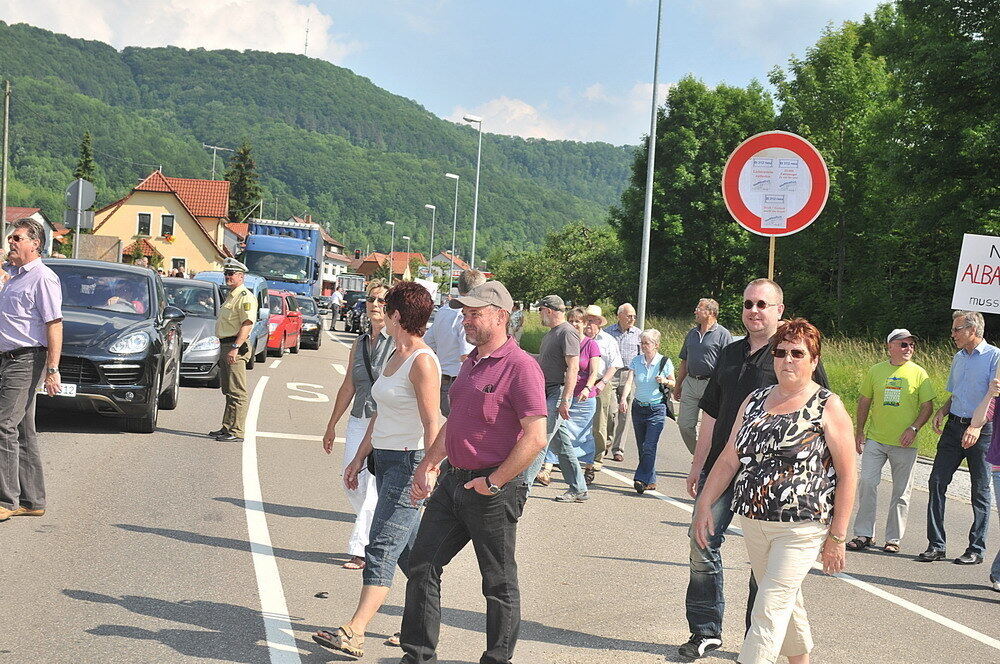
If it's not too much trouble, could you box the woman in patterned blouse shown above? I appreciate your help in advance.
[692,319,856,664]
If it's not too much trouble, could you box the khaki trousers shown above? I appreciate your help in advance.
[592,384,616,469]
[220,347,250,437]
[739,516,827,664]
[610,368,633,456]
[677,375,708,454]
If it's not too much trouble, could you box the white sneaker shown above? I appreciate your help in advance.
[990,575,1000,593]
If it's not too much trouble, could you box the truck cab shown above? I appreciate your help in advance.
[240,218,324,297]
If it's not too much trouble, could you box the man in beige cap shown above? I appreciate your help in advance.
[583,305,622,481]
[211,258,257,442]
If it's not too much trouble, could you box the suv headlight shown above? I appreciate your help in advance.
[109,332,150,354]
[189,335,220,352]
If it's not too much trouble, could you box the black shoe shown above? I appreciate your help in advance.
[634,481,646,495]
[215,433,244,442]
[954,552,984,565]
[679,634,722,659]
[209,428,229,437]
[915,548,946,562]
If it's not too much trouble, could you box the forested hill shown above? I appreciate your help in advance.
[0,22,633,254]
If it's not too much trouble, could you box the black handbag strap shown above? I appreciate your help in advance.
[360,334,376,385]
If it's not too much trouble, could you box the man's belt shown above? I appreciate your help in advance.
[689,374,711,381]
[0,346,45,360]
[448,465,499,482]
[949,414,974,425]
[219,336,237,344]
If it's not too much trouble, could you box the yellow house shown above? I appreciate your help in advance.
[93,171,231,273]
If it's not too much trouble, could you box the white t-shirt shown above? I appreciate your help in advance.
[423,306,472,376]
[370,347,441,451]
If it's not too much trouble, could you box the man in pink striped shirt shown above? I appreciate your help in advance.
[399,280,547,664]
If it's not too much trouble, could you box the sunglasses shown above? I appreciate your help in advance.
[897,342,915,349]
[223,270,239,276]
[772,348,808,359]
[744,300,778,310]
[7,234,30,243]
[366,296,386,304]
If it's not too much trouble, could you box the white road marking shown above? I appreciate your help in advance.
[257,431,343,443]
[286,382,329,402]
[326,329,354,349]
[270,360,282,369]
[598,467,1000,652]
[243,376,304,663]
[331,363,346,375]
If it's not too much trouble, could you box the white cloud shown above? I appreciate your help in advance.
[0,0,362,63]
[449,81,672,145]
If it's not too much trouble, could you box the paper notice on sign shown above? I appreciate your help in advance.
[750,158,775,191]
[777,158,801,192]
[761,194,787,229]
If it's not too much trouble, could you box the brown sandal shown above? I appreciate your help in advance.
[313,626,364,658]
[342,556,365,570]
[846,536,875,551]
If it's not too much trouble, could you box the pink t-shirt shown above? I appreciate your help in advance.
[574,336,601,397]
[445,336,548,470]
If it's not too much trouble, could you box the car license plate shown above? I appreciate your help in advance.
[38,383,77,397]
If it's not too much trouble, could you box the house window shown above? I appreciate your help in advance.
[171,258,186,273]
[137,213,151,236]
[161,214,175,237]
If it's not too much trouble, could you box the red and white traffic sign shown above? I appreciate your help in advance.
[721,131,829,238]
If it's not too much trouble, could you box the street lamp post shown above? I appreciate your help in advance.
[402,235,411,259]
[424,204,436,268]
[385,221,395,286]
[637,0,664,329]
[463,114,483,268]
[445,173,460,295]
[202,144,234,180]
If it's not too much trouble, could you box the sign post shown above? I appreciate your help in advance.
[721,131,830,279]
[64,178,96,259]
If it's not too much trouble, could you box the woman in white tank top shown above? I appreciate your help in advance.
[315,281,441,659]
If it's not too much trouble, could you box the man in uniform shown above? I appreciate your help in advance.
[210,258,256,443]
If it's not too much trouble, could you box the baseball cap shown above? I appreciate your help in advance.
[536,294,565,311]
[450,280,514,312]
[887,328,917,343]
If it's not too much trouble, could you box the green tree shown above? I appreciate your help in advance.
[225,141,263,221]
[72,131,96,182]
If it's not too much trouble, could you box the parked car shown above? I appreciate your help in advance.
[267,290,303,355]
[194,270,270,370]
[294,295,323,350]
[163,277,223,387]
[315,295,333,316]
[37,259,185,433]
[340,289,366,320]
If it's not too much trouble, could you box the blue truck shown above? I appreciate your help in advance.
[239,218,324,296]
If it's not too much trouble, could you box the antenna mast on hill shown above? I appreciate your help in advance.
[304,19,310,56]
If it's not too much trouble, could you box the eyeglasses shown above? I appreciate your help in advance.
[744,300,778,310]
[366,296,386,304]
[7,234,29,243]
[223,270,238,276]
[897,342,915,349]
[772,348,808,359]
[952,324,971,333]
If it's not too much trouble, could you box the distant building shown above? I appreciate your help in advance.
[353,251,427,282]
[92,171,230,273]
[431,250,472,279]
[5,207,63,256]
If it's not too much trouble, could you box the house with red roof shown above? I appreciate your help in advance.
[92,171,231,273]
[353,251,427,282]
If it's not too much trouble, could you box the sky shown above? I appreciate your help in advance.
[0,0,885,145]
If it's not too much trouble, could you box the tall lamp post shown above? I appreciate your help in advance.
[424,204,436,268]
[636,0,664,329]
[463,114,483,268]
[385,220,396,286]
[445,172,460,295]
[402,235,411,265]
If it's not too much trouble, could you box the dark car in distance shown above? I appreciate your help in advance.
[294,295,323,350]
[37,259,185,433]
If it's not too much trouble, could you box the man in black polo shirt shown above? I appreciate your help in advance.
[678,278,828,660]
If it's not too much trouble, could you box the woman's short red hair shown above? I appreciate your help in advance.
[384,281,434,335]
[771,318,822,358]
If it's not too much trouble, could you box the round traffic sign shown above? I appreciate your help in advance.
[721,131,829,238]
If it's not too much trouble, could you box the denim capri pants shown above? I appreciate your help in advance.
[363,447,425,587]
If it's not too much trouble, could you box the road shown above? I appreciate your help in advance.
[2,321,998,664]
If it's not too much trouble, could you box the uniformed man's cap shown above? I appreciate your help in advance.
[222,258,248,273]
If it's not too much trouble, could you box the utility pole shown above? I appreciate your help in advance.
[0,81,10,252]
[636,0,664,329]
[202,144,234,180]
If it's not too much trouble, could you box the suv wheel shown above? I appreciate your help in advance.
[124,370,160,433]
[159,359,180,410]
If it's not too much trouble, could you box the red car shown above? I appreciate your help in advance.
[267,290,303,355]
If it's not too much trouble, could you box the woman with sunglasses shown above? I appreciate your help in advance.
[315,280,440,659]
[692,319,856,664]
[321,279,393,571]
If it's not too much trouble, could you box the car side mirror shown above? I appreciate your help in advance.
[258,307,269,322]
[162,305,186,322]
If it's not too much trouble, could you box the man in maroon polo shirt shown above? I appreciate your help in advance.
[398,279,547,664]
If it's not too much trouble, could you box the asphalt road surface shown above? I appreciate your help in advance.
[3,322,998,664]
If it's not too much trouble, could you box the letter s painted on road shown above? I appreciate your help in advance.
[286,382,329,403]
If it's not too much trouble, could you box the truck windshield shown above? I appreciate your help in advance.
[244,251,310,282]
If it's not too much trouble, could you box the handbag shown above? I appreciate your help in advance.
[657,356,676,421]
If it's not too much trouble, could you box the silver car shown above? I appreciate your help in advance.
[163,278,223,388]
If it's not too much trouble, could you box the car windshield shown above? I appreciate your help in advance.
[268,294,284,312]
[295,297,318,315]
[243,250,309,282]
[48,264,152,317]
[164,282,217,317]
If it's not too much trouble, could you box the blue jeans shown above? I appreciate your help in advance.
[686,473,757,637]
[565,396,597,465]
[992,470,1000,581]
[926,417,993,555]
[363,448,425,587]
[631,402,665,485]
[524,393,586,494]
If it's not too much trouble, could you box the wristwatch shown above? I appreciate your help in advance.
[231,343,241,349]
[486,474,502,495]
[46,367,59,375]
[907,426,919,433]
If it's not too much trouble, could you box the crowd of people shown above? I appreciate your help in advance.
[303,264,1000,663]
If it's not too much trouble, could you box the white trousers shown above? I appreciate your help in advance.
[739,516,827,664]
[343,415,378,557]
[853,439,918,544]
